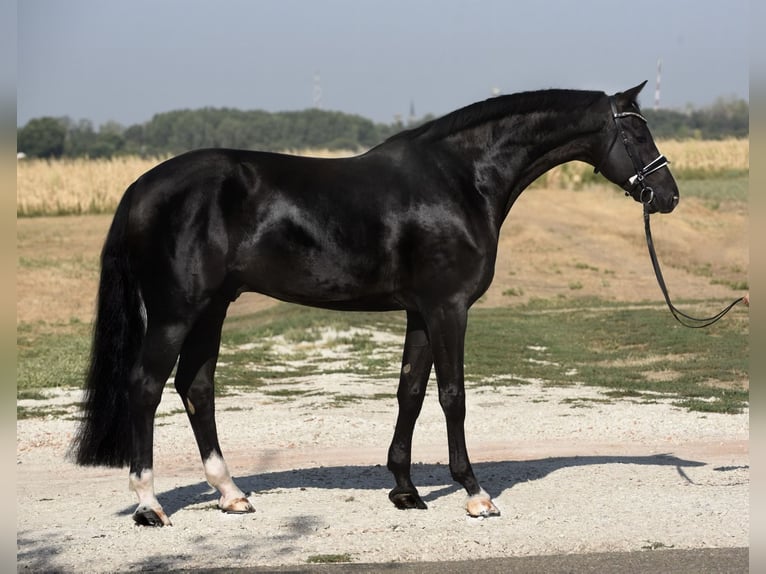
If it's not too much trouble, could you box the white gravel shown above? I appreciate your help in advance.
[17,370,748,573]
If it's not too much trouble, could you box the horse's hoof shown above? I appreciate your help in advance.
[133,505,172,527]
[389,487,428,510]
[220,496,255,514]
[465,489,500,518]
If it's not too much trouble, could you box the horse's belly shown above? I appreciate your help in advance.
[235,248,403,311]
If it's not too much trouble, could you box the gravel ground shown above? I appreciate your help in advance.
[17,375,748,573]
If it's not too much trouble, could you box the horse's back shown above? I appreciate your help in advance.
[119,146,492,313]
[118,148,394,308]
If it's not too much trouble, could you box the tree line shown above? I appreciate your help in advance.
[17,96,748,159]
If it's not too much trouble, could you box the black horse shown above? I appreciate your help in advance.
[71,81,678,526]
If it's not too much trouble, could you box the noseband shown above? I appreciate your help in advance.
[595,97,669,205]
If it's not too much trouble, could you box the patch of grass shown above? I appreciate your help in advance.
[17,321,91,392]
[674,397,744,415]
[331,394,364,405]
[356,356,394,374]
[642,541,675,551]
[262,388,314,398]
[156,408,186,419]
[218,306,404,391]
[306,553,353,564]
[283,327,323,344]
[561,397,614,407]
[17,406,79,420]
[675,175,748,204]
[602,389,644,399]
[217,298,748,414]
[17,390,50,400]
[710,278,749,291]
[223,305,404,344]
[463,298,748,414]
[335,332,378,353]
[17,297,748,417]
[574,262,599,272]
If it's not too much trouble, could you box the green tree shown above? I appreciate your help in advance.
[17,116,67,158]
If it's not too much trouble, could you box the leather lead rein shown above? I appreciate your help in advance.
[643,204,745,328]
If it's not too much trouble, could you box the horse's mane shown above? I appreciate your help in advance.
[386,89,605,143]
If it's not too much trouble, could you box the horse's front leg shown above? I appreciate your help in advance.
[387,311,433,510]
[426,304,500,518]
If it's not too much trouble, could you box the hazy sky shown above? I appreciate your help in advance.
[17,0,749,128]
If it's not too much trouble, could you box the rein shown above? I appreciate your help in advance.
[643,204,745,328]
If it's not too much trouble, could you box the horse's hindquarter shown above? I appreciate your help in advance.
[226,149,496,310]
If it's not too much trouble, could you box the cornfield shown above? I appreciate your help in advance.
[535,138,749,190]
[17,140,748,216]
[17,155,163,216]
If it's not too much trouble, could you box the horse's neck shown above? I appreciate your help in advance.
[444,102,607,227]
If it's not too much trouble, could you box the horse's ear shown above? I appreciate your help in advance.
[615,81,648,105]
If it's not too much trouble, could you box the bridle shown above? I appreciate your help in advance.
[597,96,745,328]
[594,96,670,206]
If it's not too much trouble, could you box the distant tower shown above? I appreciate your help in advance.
[408,100,416,125]
[313,71,323,109]
[654,58,662,111]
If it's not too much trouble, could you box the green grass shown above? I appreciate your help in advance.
[674,174,748,207]
[221,305,404,343]
[17,297,748,416]
[17,320,92,391]
[306,553,353,564]
[463,299,748,413]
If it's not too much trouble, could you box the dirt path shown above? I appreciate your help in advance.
[17,379,748,572]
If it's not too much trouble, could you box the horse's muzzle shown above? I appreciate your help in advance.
[644,192,679,214]
[658,193,679,214]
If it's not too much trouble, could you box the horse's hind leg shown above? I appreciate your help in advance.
[174,296,253,514]
[129,320,188,527]
[387,311,433,510]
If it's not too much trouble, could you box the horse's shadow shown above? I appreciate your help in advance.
[118,453,705,518]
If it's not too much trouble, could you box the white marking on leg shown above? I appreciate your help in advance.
[129,469,171,525]
[465,487,501,518]
[186,397,196,415]
[129,469,160,507]
[203,452,254,513]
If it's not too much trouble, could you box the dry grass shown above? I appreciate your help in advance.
[16,140,747,216]
[536,138,749,189]
[654,138,749,172]
[16,156,164,216]
[16,149,355,216]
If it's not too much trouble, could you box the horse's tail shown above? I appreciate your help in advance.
[69,183,144,467]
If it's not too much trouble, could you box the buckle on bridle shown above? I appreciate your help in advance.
[627,154,669,187]
[625,153,668,204]
[640,186,654,204]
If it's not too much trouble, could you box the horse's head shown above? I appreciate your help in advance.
[595,81,679,214]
